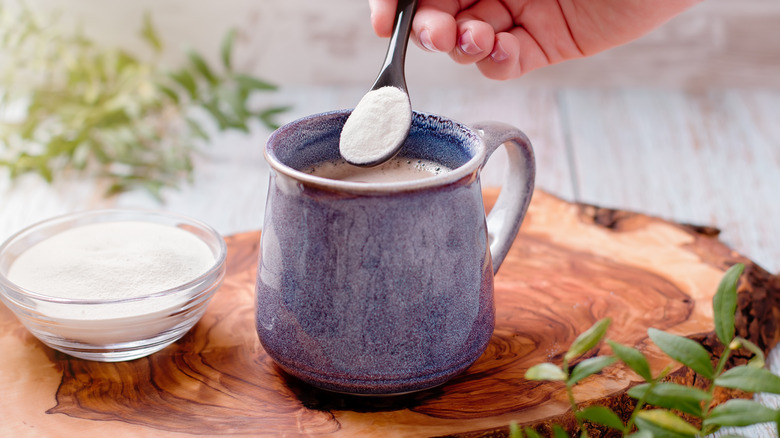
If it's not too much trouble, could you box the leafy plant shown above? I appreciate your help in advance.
[516,263,780,437]
[0,3,289,199]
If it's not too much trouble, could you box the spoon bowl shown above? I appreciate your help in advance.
[339,0,418,167]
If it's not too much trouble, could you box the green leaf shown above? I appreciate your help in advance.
[185,117,210,142]
[713,263,744,345]
[565,318,611,363]
[223,89,250,121]
[201,98,249,132]
[509,421,523,438]
[525,363,566,381]
[257,105,291,130]
[552,425,568,438]
[635,410,699,437]
[234,73,277,91]
[577,406,624,431]
[715,365,780,394]
[37,159,53,182]
[106,181,130,197]
[648,328,715,379]
[731,336,766,368]
[221,28,236,71]
[20,117,38,140]
[168,69,198,100]
[139,11,163,52]
[96,108,132,128]
[628,382,708,417]
[46,136,78,156]
[523,428,542,438]
[115,49,138,73]
[704,399,779,427]
[608,340,652,381]
[187,50,217,85]
[569,356,617,385]
[201,100,232,130]
[157,84,180,104]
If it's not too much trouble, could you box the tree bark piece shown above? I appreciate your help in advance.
[1,190,778,437]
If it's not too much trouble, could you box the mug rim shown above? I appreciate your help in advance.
[264,110,487,193]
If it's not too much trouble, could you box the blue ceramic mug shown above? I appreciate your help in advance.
[256,110,535,394]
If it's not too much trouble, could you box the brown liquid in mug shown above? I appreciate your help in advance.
[305,158,451,183]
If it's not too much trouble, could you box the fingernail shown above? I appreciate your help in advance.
[490,40,509,62]
[419,29,437,52]
[458,30,482,55]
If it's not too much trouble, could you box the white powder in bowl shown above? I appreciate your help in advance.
[8,221,215,301]
[339,86,412,165]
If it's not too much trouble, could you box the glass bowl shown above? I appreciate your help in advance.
[0,209,227,362]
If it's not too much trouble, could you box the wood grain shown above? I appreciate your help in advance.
[1,190,778,437]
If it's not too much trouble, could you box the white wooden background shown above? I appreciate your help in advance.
[1,0,779,436]
[4,85,776,274]
[14,0,780,89]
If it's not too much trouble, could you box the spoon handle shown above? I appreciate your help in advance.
[371,0,418,92]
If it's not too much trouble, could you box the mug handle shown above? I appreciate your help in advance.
[472,122,536,275]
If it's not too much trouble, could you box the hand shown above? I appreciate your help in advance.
[368,0,703,80]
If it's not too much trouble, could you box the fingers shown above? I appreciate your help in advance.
[456,0,514,31]
[369,0,460,53]
[448,19,495,64]
[368,0,549,80]
[408,0,533,79]
[476,32,521,80]
[368,0,397,37]
[451,0,519,76]
[411,3,459,53]
[476,28,552,80]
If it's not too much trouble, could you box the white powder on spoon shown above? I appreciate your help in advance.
[8,221,215,301]
[339,86,412,165]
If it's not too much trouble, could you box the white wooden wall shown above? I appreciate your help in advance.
[21,0,780,89]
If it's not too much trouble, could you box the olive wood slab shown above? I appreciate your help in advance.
[1,189,778,437]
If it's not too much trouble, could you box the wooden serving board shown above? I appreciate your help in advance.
[1,190,779,437]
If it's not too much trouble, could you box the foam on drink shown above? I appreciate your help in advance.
[305,157,450,183]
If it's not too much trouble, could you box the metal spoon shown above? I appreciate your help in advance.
[339,0,418,167]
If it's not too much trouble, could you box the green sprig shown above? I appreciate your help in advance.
[522,263,780,437]
[0,3,289,199]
